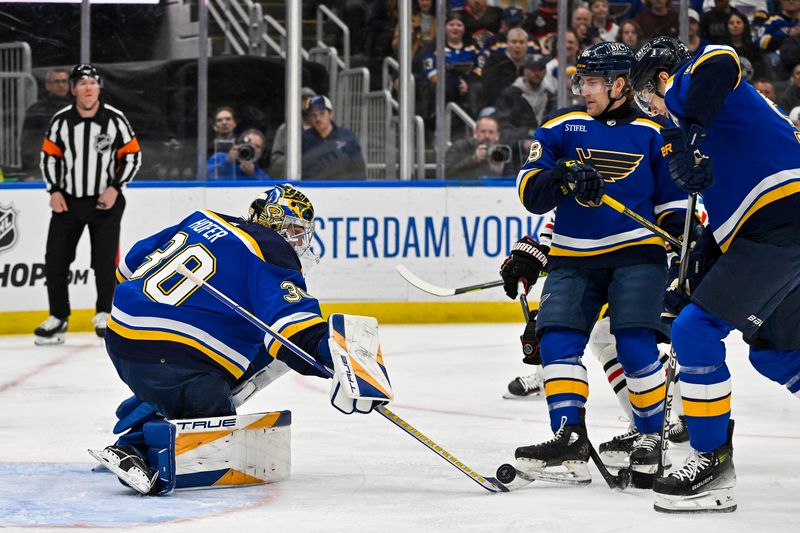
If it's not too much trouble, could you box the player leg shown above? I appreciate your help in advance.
[87,194,126,338]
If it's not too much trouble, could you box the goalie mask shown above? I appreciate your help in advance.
[248,184,315,258]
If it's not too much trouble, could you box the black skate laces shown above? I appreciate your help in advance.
[669,451,712,481]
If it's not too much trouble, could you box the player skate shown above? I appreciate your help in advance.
[503,367,544,400]
[88,445,158,495]
[92,312,109,338]
[668,415,689,444]
[598,427,639,468]
[514,412,591,485]
[33,316,68,346]
[653,421,736,513]
[628,433,670,488]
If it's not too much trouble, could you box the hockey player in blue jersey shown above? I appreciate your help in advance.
[508,41,687,488]
[632,36,800,513]
[89,184,388,495]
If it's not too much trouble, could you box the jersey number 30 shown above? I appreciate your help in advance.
[130,232,217,305]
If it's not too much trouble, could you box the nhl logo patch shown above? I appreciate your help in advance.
[0,203,20,256]
[94,133,113,153]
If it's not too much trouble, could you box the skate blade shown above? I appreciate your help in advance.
[654,488,737,513]
[598,451,630,469]
[87,448,156,495]
[34,334,65,346]
[515,459,591,486]
[502,391,544,400]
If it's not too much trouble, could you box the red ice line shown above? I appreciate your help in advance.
[0,344,91,395]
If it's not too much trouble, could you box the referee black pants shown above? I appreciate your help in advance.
[45,194,126,319]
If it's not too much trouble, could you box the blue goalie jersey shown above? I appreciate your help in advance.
[664,45,800,252]
[109,210,326,382]
[516,105,687,268]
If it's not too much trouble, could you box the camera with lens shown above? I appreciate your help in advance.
[487,144,512,165]
[235,142,257,162]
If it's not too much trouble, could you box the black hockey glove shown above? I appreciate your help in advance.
[662,225,718,318]
[520,316,541,365]
[661,125,714,193]
[556,159,605,207]
[500,236,549,299]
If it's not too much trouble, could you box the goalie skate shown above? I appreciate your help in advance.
[88,445,158,495]
[514,416,591,485]
[502,370,544,400]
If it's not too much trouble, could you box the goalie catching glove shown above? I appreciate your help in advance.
[500,236,549,299]
[327,313,393,415]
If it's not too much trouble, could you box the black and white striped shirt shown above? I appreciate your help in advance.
[40,102,142,197]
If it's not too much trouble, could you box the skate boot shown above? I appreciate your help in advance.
[503,368,544,400]
[653,420,736,513]
[92,312,110,338]
[514,413,591,485]
[598,427,640,468]
[33,316,68,346]
[629,433,671,489]
[88,445,158,495]
[668,415,689,444]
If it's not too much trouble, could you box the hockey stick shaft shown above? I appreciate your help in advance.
[601,194,682,249]
[519,281,530,322]
[396,264,503,296]
[656,192,698,478]
[176,264,508,493]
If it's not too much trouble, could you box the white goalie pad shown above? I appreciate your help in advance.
[328,313,394,402]
[231,360,291,408]
[171,410,292,490]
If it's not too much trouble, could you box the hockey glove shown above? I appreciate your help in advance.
[662,226,717,318]
[556,158,605,207]
[500,236,549,299]
[520,316,541,365]
[661,125,714,193]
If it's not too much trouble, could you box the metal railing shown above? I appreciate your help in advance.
[365,90,396,179]
[445,102,476,148]
[208,0,263,56]
[316,4,349,70]
[308,46,338,105]
[336,67,369,145]
[413,115,425,179]
[0,72,37,170]
[0,42,32,73]
[262,14,310,60]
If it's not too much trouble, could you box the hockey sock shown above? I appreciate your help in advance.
[540,328,590,432]
[615,328,665,434]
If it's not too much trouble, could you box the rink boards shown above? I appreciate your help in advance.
[0,181,547,333]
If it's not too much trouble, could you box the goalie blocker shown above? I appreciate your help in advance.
[90,411,292,495]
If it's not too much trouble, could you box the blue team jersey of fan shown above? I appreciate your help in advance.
[516,108,685,259]
[664,45,800,252]
[110,210,324,380]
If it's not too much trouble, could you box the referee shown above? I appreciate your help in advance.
[34,64,142,345]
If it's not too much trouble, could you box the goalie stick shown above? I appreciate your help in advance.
[175,264,509,494]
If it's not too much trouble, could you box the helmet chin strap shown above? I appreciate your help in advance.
[601,79,625,115]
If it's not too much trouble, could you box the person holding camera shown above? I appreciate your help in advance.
[206,128,271,180]
[444,116,514,179]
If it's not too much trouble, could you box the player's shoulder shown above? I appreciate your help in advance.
[539,105,590,129]
[692,44,740,69]
[629,110,668,132]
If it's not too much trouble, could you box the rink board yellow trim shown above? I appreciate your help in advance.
[682,395,731,418]
[0,301,539,336]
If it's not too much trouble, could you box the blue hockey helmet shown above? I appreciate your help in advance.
[572,41,634,96]
[630,37,692,113]
[69,63,103,88]
[248,184,315,256]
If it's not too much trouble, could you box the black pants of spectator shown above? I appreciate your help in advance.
[45,193,126,320]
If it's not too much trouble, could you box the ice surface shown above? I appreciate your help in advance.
[0,325,798,532]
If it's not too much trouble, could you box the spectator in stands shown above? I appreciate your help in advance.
[301,96,367,180]
[445,116,514,179]
[494,57,554,141]
[758,0,800,53]
[207,128,270,180]
[269,87,316,179]
[780,63,800,111]
[687,9,709,52]
[754,78,778,102]
[617,19,644,50]
[591,0,620,42]
[524,0,559,41]
[728,11,771,79]
[365,0,398,60]
[392,0,436,57]
[462,0,503,48]
[479,7,530,61]
[700,0,739,44]
[543,29,580,95]
[210,106,237,156]
[20,69,72,177]
[422,12,481,115]
[633,0,679,40]
[572,6,595,47]
[479,28,537,111]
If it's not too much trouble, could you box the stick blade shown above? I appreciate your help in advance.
[395,265,455,297]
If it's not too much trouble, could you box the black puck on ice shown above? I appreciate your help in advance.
[496,463,517,484]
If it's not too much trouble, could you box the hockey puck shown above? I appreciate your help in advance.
[496,463,517,484]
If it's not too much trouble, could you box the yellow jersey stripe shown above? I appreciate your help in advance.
[718,181,800,252]
[550,236,665,257]
[107,317,245,378]
[541,111,592,129]
[544,379,589,398]
[203,210,266,262]
[632,118,662,131]
[517,168,542,204]
[268,316,326,358]
[682,395,731,418]
[115,268,125,283]
[692,49,742,90]
[629,384,666,409]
